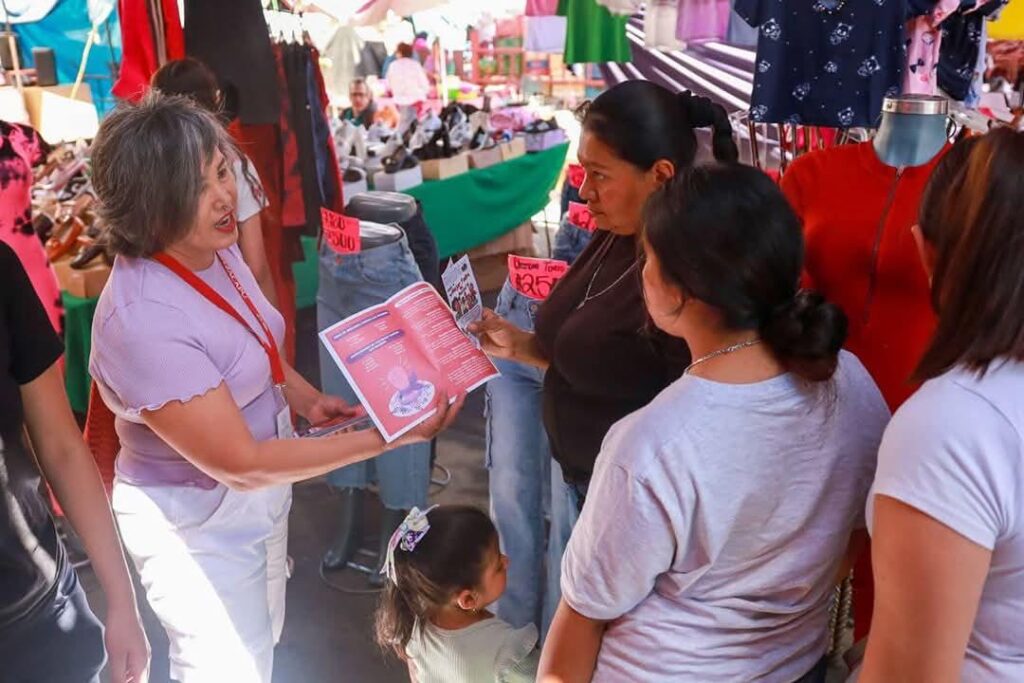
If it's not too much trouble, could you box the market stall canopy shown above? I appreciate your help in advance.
[351,0,448,26]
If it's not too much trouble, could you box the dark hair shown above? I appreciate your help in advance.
[374,506,498,660]
[396,43,414,59]
[578,81,739,173]
[643,163,847,382]
[91,91,240,258]
[916,128,1024,379]
[151,58,264,211]
[151,58,221,114]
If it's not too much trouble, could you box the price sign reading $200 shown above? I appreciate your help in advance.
[508,255,569,301]
[321,207,361,255]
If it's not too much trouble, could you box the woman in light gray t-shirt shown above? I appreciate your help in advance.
[539,164,889,682]
[860,130,1024,683]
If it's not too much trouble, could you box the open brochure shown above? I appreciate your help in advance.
[319,281,500,443]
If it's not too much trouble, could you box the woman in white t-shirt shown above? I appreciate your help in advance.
[860,130,1024,683]
[151,58,278,305]
[538,163,890,682]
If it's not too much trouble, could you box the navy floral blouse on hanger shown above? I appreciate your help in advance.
[734,0,908,127]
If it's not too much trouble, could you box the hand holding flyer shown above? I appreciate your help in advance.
[319,282,499,442]
[441,255,483,332]
[508,255,569,301]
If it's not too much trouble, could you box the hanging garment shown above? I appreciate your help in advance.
[526,0,560,15]
[903,0,960,95]
[0,122,61,333]
[938,1,1005,102]
[558,0,631,64]
[645,0,684,50]
[676,0,731,42]
[726,0,758,47]
[281,44,325,236]
[323,25,363,104]
[525,16,569,53]
[307,46,344,215]
[184,0,281,125]
[595,0,641,17]
[734,0,905,127]
[272,43,306,229]
[113,0,184,102]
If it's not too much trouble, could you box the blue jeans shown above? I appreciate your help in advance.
[486,281,579,639]
[552,215,593,265]
[316,234,431,510]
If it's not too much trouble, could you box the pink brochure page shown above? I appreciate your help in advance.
[319,282,498,443]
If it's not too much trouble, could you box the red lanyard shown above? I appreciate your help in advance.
[153,252,286,387]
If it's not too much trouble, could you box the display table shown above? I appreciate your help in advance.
[406,142,568,258]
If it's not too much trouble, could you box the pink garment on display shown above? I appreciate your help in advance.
[676,0,730,42]
[903,0,960,95]
[0,122,61,332]
[385,57,432,106]
[526,0,560,16]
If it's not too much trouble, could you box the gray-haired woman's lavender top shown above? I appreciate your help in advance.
[90,244,285,489]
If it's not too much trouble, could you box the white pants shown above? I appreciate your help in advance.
[112,479,291,683]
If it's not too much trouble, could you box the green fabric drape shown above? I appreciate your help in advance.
[557,0,631,65]
[62,291,98,414]
[405,142,569,258]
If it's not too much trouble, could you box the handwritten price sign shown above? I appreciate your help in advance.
[567,202,598,233]
[567,163,586,190]
[508,255,569,301]
[321,207,361,255]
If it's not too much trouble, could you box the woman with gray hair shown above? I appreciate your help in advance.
[87,92,463,682]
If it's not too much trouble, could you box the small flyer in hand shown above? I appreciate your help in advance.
[441,255,483,332]
[319,282,500,443]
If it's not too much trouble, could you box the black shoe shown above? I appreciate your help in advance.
[322,488,365,572]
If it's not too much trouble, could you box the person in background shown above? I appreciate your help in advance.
[88,93,462,683]
[341,78,398,129]
[538,163,890,682]
[151,57,278,306]
[471,81,736,635]
[375,506,539,682]
[0,242,150,683]
[860,130,1024,682]
[386,42,432,112]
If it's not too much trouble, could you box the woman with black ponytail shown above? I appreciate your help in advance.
[539,164,890,682]
[471,82,738,631]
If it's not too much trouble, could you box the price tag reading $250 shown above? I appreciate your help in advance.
[508,255,569,301]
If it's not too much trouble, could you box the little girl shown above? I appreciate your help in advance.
[375,505,539,682]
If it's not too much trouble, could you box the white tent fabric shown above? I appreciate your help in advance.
[0,0,59,24]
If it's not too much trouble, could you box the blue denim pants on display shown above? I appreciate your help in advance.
[316,234,431,510]
[552,215,594,265]
[486,280,578,639]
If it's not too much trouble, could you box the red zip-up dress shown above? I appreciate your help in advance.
[782,140,946,639]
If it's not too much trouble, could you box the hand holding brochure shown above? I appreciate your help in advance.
[319,282,499,443]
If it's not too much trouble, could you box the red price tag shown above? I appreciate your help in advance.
[321,207,361,255]
[567,163,586,190]
[567,201,598,233]
[508,255,569,301]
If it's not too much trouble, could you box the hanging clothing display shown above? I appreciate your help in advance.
[781,141,944,412]
[904,0,960,96]
[526,0,561,15]
[184,0,282,126]
[113,0,185,102]
[734,0,905,127]
[938,1,1005,102]
[645,0,684,50]
[525,16,569,53]
[558,0,631,64]
[676,0,730,42]
[322,26,364,104]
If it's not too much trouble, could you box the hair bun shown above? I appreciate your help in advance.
[678,91,739,163]
[761,290,848,382]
